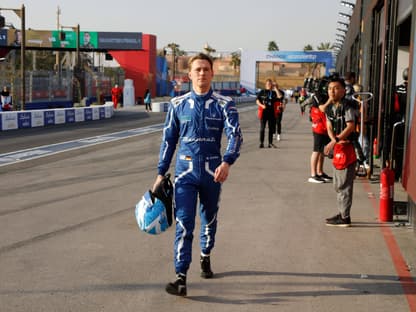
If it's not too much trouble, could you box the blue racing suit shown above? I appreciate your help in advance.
[157,89,243,275]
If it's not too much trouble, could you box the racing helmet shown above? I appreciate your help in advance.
[135,173,174,235]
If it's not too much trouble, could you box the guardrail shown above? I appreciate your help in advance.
[0,103,114,131]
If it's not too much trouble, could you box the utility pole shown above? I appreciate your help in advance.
[55,6,61,73]
[21,4,25,110]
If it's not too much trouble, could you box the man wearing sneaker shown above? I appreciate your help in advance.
[153,53,243,296]
[321,76,358,227]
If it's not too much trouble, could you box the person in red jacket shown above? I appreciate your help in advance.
[308,96,332,183]
[111,84,122,109]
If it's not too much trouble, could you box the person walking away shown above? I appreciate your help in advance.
[111,84,122,109]
[152,53,243,296]
[257,78,278,148]
[144,89,152,112]
[321,76,358,227]
[273,82,285,141]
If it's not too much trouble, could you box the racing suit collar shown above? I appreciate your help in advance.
[191,88,213,101]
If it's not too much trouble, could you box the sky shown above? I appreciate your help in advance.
[0,0,353,53]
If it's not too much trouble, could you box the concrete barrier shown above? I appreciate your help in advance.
[0,103,114,131]
[151,101,170,113]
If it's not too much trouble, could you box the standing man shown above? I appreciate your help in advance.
[344,72,356,100]
[1,86,12,111]
[111,84,122,109]
[321,76,358,227]
[257,78,279,148]
[153,53,243,296]
[273,82,286,141]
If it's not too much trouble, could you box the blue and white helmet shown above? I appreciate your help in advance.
[135,173,173,235]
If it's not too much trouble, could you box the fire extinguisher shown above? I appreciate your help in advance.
[379,161,395,222]
[373,138,379,159]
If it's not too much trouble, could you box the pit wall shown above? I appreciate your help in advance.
[0,103,114,131]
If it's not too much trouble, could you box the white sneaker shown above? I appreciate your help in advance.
[277,134,281,141]
[308,176,324,183]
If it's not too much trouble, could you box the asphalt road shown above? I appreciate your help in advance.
[1,101,415,312]
[0,106,167,154]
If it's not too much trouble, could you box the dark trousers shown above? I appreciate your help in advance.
[260,113,276,145]
[276,112,283,135]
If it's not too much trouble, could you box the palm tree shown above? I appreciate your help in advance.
[267,41,279,73]
[167,43,179,80]
[230,51,241,73]
[268,41,279,51]
[317,42,333,50]
[167,43,181,80]
[203,43,216,56]
[303,44,313,51]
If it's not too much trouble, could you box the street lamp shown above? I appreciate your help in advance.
[0,4,25,110]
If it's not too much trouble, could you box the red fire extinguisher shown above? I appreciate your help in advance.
[373,138,379,159]
[379,161,395,222]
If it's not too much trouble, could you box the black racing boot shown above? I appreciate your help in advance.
[165,274,187,296]
[200,255,214,279]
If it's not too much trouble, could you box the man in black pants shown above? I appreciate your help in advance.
[257,79,281,148]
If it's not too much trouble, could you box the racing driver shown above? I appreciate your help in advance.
[152,53,243,296]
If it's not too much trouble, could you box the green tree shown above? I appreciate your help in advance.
[317,42,333,50]
[230,51,241,73]
[267,41,279,51]
[303,44,313,51]
[167,43,183,80]
[203,43,216,56]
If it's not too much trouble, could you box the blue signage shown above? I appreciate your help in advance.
[0,29,7,46]
[84,108,92,121]
[44,111,55,125]
[99,107,105,119]
[264,51,334,75]
[65,109,75,123]
[17,112,32,128]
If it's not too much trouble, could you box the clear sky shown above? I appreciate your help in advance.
[1,0,353,52]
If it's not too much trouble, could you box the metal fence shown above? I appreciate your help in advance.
[0,67,112,110]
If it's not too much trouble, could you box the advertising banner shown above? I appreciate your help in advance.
[65,109,75,123]
[97,32,142,50]
[0,29,142,50]
[74,108,85,122]
[84,108,93,121]
[44,110,55,125]
[17,112,31,128]
[26,30,54,48]
[1,112,18,130]
[31,110,44,127]
[54,109,66,124]
[0,29,7,46]
[81,31,97,49]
